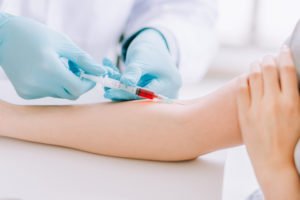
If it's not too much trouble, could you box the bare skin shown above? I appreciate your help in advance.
[237,47,300,200]
[0,76,241,161]
[0,47,298,198]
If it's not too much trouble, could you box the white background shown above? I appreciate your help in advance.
[210,0,300,77]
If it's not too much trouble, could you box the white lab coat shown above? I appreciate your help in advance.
[0,0,218,82]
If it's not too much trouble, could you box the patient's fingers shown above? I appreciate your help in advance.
[261,56,280,97]
[277,46,299,99]
[237,75,250,114]
[249,62,263,105]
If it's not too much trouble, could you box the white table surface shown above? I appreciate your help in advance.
[0,138,226,200]
[0,80,227,200]
[222,147,259,200]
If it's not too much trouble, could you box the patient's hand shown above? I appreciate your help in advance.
[237,47,300,199]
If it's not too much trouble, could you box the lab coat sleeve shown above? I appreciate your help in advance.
[124,0,218,82]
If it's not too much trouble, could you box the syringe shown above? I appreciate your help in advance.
[81,74,171,101]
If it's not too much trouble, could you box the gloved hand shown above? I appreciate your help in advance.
[0,13,106,100]
[104,28,182,101]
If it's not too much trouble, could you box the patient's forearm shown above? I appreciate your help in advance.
[1,78,241,161]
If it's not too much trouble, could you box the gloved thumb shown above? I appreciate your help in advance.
[103,58,120,72]
[102,58,122,80]
[60,42,106,76]
[120,64,143,86]
[58,61,96,99]
[144,79,179,99]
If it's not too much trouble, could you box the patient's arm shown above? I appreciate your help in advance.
[0,78,241,161]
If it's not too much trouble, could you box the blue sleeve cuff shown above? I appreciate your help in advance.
[121,27,170,62]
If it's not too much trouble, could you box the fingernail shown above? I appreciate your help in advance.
[262,55,276,66]
[250,61,261,73]
[278,48,294,68]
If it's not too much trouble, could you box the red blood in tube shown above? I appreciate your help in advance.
[136,88,157,99]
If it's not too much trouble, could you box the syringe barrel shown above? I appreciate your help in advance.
[136,88,157,99]
[80,74,161,100]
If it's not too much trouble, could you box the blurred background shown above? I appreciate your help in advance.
[209,0,300,79]
[0,1,299,199]
[1,0,299,82]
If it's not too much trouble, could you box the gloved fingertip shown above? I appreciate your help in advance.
[104,90,120,101]
[120,66,142,87]
[103,92,112,100]
[58,88,78,100]
[67,78,96,98]
[120,77,136,87]
[76,55,107,76]
[93,65,107,76]
[102,58,120,73]
[101,84,112,96]
[68,60,82,77]
[104,68,121,80]
[105,89,138,101]
[102,58,114,67]
[83,78,97,90]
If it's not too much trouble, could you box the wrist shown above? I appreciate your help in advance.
[248,143,297,180]
[258,165,300,200]
[254,159,294,183]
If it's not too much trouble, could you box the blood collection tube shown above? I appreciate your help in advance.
[81,73,169,101]
[135,88,158,100]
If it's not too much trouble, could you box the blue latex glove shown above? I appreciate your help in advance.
[0,13,106,100]
[104,28,182,101]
